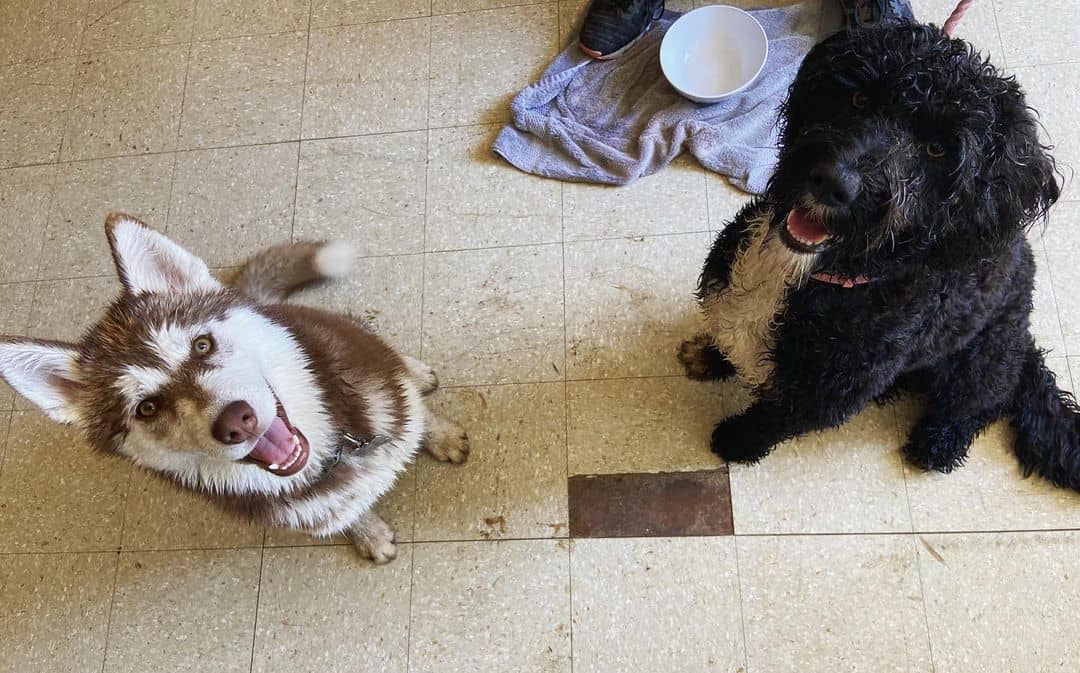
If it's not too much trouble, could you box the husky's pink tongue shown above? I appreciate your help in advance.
[245,416,309,476]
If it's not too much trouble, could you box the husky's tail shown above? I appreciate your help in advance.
[1010,345,1080,491]
[225,240,353,304]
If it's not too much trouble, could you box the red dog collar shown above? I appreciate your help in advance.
[810,272,871,288]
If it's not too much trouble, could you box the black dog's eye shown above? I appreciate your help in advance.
[852,91,869,109]
[136,399,159,418]
[926,141,946,158]
[192,335,214,355]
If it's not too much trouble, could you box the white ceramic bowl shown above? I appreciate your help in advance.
[660,5,769,104]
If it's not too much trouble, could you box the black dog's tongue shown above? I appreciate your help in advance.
[786,208,830,245]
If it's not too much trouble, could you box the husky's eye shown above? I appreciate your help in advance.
[136,399,159,418]
[851,91,869,109]
[192,335,214,355]
[926,141,946,159]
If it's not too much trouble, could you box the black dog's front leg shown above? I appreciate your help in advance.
[712,336,897,463]
[710,400,799,463]
[711,393,869,463]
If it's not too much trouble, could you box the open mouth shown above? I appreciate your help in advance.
[243,397,310,477]
[780,207,833,253]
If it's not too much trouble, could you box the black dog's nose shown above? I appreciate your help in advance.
[213,401,258,444]
[808,161,861,207]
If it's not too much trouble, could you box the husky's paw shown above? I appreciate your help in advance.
[349,514,398,565]
[359,537,398,565]
[427,423,470,465]
[678,334,735,381]
[403,356,440,395]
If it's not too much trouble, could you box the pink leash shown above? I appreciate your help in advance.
[941,0,976,36]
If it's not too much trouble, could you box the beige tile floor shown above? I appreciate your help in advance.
[0,0,1078,671]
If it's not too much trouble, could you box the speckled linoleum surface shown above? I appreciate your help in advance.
[0,1,1079,672]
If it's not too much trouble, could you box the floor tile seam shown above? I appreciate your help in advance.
[986,0,1007,71]
[1005,57,1080,70]
[429,0,554,20]
[288,3,314,241]
[730,535,753,673]
[78,0,198,59]
[0,408,15,482]
[97,549,122,673]
[163,30,196,235]
[407,9,431,669]
[3,525,1080,557]
[440,372,735,390]
[1038,237,1072,357]
[33,0,93,282]
[5,119,554,171]
[908,533,939,673]
[558,121,575,670]
[246,546,266,673]
[893,403,918,536]
[98,465,134,673]
[417,229,714,257]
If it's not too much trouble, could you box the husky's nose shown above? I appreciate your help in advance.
[213,401,258,445]
[809,161,861,207]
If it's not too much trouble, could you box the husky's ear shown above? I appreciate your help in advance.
[0,339,82,424]
[105,213,220,295]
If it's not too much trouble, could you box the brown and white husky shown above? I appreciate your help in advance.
[0,213,469,563]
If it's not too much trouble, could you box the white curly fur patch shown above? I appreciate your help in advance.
[703,210,815,388]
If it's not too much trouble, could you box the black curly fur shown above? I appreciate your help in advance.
[691,24,1080,490]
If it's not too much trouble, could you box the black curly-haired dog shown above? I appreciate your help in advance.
[678,24,1080,490]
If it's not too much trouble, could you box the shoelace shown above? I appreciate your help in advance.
[595,0,663,19]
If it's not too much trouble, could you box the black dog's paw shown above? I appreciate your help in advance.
[678,334,736,381]
[710,416,774,464]
[902,424,969,473]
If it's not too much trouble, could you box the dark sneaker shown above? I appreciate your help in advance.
[579,0,666,60]
[837,0,914,29]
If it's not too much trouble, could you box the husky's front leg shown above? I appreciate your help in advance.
[348,510,397,564]
[401,355,440,395]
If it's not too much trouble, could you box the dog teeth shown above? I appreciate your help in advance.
[265,437,304,473]
[787,227,830,247]
[281,439,304,470]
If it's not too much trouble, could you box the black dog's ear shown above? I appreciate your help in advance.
[939,81,1059,265]
[989,83,1060,231]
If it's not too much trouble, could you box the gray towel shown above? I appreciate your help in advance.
[493,2,823,194]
